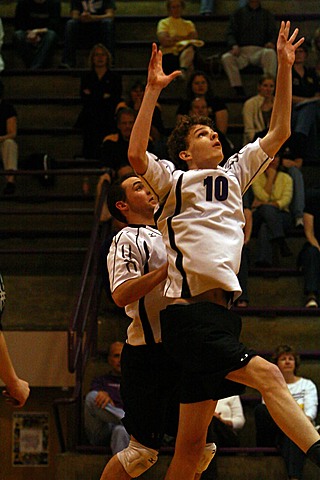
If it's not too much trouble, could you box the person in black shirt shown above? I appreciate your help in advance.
[290,44,320,164]
[298,189,320,308]
[221,0,277,96]
[75,43,122,160]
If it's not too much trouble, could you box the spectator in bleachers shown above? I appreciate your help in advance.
[61,0,115,68]
[116,80,168,158]
[75,43,122,160]
[298,190,320,308]
[100,106,157,178]
[311,27,320,78]
[243,75,306,228]
[0,80,18,195]
[100,107,135,179]
[201,396,245,479]
[221,0,277,97]
[290,43,320,165]
[13,0,60,70]
[199,0,246,16]
[0,18,4,72]
[255,344,318,480]
[252,153,293,267]
[177,70,229,135]
[242,73,275,144]
[84,341,130,454]
[157,0,201,78]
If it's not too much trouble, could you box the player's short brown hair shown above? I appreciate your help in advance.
[167,115,214,167]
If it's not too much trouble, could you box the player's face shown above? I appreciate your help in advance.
[277,353,296,375]
[123,177,157,216]
[182,124,223,169]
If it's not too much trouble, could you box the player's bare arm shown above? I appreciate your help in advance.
[112,263,168,308]
[128,43,180,175]
[260,21,304,158]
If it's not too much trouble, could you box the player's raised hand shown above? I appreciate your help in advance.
[277,21,305,67]
[147,43,181,90]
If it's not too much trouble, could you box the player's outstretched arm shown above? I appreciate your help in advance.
[128,43,181,175]
[260,21,304,158]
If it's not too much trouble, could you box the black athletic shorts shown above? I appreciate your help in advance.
[120,342,181,450]
[160,302,256,403]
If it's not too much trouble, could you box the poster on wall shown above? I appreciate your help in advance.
[12,412,49,466]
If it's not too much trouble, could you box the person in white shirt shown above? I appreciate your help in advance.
[255,345,318,480]
[202,396,245,479]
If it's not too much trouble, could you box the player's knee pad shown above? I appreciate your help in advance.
[196,442,217,473]
[117,439,158,477]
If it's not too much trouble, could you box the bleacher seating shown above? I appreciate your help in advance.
[1,3,320,479]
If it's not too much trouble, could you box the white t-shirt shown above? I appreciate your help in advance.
[107,225,169,346]
[140,139,271,300]
[262,377,318,421]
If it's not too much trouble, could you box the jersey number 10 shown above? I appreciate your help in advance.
[204,176,228,201]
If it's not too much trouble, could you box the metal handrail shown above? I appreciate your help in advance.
[53,180,111,451]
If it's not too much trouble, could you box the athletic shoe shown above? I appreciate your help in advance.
[305,297,319,308]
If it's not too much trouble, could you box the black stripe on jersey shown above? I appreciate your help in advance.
[243,154,270,194]
[121,242,138,274]
[138,240,156,345]
[167,173,191,298]
[110,231,124,290]
[224,152,271,194]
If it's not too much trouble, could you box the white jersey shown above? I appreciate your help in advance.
[140,139,272,300]
[107,225,169,346]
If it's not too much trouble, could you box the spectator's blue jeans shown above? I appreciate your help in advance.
[299,244,320,296]
[253,205,292,265]
[62,18,115,66]
[200,0,246,13]
[255,404,306,480]
[200,0,214,14]
[292,102,320,162]
[13,30,58,69]
[84,391,130,454]
[287,166,305,220]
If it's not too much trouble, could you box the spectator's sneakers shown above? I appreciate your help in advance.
[305,296,319,308]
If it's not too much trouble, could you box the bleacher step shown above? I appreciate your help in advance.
[54,451,320,480]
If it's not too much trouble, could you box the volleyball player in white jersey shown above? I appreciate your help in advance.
[128,22,320,480]
[100,174,216,480]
